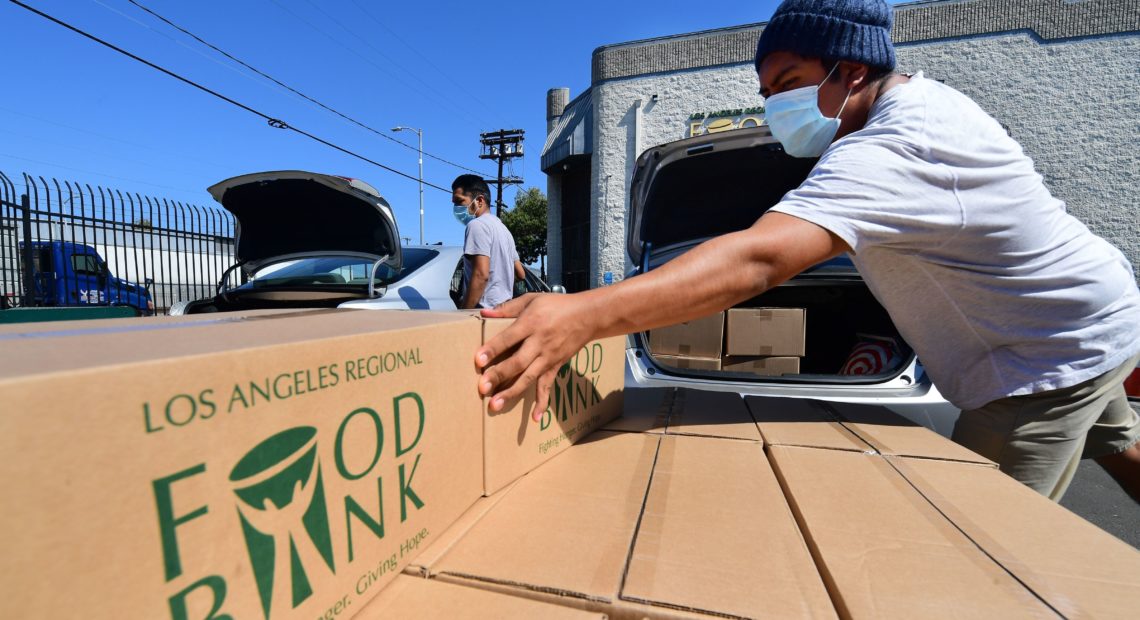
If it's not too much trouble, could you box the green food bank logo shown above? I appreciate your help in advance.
[151,394,428,620]
[231,427,335,619]
[539,342,607,431]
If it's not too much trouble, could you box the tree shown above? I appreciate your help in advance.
[501,187,548,274]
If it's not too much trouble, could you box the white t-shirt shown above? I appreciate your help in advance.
[463,213,519,309]
[771,72,1140,410]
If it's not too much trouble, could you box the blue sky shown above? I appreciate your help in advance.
[1,0,893,248]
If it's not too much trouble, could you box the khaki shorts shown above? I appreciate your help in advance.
[952,353,1140,501]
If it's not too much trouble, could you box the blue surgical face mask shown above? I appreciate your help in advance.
[764,64,852,158]
[453,199,476,226]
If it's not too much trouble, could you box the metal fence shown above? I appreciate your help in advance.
[0,171,235,314]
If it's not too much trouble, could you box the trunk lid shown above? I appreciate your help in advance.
[208,171,402,271]
[627,127,819,267]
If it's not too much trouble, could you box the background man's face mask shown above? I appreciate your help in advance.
[453,197,479,226]
[764,64,852,158]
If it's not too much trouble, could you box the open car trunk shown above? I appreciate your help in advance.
[631,127,914,384]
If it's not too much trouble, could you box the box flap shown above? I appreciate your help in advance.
[768,446,1058,618]
[358,575,606,619]
[667,389,761,442]
[602,387,673,434]
[890,456,1140,618]
[826,402,993,465]
[622,435,835,618]
[745,396,862,449]
[433,432,658,601]
[404,481,520,578]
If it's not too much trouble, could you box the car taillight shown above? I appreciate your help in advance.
[1125,367,1140,399]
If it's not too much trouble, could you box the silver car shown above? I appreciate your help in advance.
[624,128,960,437]
[170,171,551,315]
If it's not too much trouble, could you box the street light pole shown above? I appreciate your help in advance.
[393,126,424,245]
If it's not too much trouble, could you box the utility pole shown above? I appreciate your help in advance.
[478,129,525,215]
[392,126,424,244]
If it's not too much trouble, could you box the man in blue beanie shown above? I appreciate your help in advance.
[474,0,1140,502]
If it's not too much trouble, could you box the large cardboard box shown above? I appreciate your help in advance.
[357,576,605,619]
[725,307,805,356]
[768,446,1140,618]
[722,355,800,376]
[477,318,625,495]
[747,396,992,465]
[647,311,724,358]
[0,310,485,620]
[429,432,834,619]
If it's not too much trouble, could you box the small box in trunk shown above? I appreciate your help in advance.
[725,307,805,356]
[647,311,724,358]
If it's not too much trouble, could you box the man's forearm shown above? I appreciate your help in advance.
[574,213,843,341]
[578,229,768,339]
[462,274,489,309]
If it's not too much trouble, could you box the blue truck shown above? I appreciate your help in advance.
[4,241,154,315]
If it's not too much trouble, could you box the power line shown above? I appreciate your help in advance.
[346,0,505,126]
[265,0,486,130]
[7,0,452,193]
[124,0,492,178]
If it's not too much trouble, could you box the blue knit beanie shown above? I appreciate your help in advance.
[755,0,896,72]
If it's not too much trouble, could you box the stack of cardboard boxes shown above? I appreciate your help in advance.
[648,307,806,376]
[4,311,1140,619]
[403,389,1140,619]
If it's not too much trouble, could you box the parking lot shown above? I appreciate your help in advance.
[1063,401,1140,550]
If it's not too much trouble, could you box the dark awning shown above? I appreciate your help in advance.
[541,90,593,172]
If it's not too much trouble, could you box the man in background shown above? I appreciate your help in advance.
[451,174,525,309]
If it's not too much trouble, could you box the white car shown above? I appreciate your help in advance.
[624,128,961,436]
[170,171,553,316]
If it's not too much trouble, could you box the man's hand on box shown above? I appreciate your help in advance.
[476,293,595,422]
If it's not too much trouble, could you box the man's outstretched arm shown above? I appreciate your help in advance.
[475,212,849,419]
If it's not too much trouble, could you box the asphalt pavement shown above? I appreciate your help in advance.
[1060,404,1140,550]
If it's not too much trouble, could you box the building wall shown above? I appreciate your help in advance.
[576,0,1140,288]
[588,28,1140,288]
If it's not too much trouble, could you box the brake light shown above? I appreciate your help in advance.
[1126,367,1140,399]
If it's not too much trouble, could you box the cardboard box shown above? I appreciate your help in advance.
[666,388,761,441]
[601,387,673,434]
[602,388,759,441]
[747,396,993,465]
[654,353,722,371]
[768,446,1140,618]
[356,576,605,619]
[478,318,625,495]
[722,355,801,376]
[725,307,805,356]
[430,432,834,619]
[0,310,485,620]
[647,311,724,358]
[885,455,1140,618]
